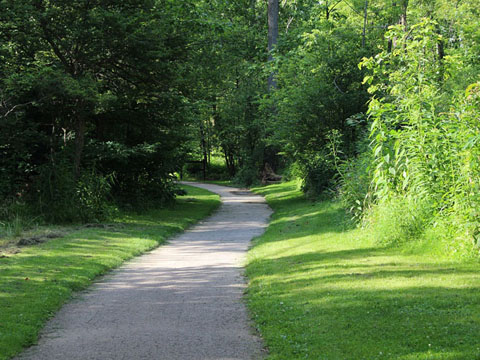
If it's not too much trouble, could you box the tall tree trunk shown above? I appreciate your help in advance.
[74,116,85,178]
[223,146,236,177]
[200,120,208,181]
[267,0,279,91]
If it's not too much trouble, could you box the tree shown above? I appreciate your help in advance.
[0,0,198,217]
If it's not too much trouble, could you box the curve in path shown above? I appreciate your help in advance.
[17,182,272,360]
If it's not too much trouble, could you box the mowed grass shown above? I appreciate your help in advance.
[0,185,220,360]
[247,181,480,360]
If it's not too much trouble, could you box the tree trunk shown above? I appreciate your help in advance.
[267,0,279,91]
[200,121,208,181]
[223,146,236,177]
[74,116,86,178]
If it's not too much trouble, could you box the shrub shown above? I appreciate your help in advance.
[76,171,116,222]
[30,160,114,223]
[338,152,373,222]
[233,165,259,187]
[356,20,480,253]
[300,153,336,199]
[366,195,434,246]
[94,141,179,209]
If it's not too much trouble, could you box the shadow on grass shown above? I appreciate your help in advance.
[249,247,480,358]
[252,182,301,199]
[268,283,480,358]
[247,183,480,359]
[256,199,355,246]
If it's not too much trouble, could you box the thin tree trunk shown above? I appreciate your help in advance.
[74,116,85,178]
[200,121,208,181]
[229,152,235,175]
[223,146,236,177]
[389,1,397,50]
[437,25,445,81]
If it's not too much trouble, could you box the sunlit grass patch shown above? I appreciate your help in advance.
[247,181,480,359]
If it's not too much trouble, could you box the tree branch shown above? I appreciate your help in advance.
[38,20,74,74]
[333,77,345,94]
[1,101,34,118]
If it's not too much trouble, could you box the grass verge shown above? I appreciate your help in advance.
[247,181,480,359]
[0,185,220,360]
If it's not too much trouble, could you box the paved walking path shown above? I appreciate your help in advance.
[17,183,272,360]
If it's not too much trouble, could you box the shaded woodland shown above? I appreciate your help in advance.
[1,0,480,255]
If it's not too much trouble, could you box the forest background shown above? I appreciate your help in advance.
[1,0,479,257]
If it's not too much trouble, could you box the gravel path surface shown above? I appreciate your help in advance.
[17,182,271,360]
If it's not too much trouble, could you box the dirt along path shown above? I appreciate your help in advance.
[17,182,272,360]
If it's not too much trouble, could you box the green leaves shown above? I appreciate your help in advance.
[359,13,480,247]
[0,0,201,209]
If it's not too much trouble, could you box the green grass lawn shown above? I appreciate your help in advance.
[0,185,220,360]
[247,181,480,360]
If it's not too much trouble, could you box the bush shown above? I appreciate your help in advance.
[336,126,373,222]
[181,156,230,181]
[30,160,114,223]
[94,141,179,209]
[233,165,259,187]
[358,21,480,253]
[113,172,178,211]
[205,161,230,180]
[338,152,373,222]
[293,151,337,199]
[366,195,434,246]
[183,161,204,179]
[76,171,116,221]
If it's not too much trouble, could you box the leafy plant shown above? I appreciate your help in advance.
[358,19,480,250]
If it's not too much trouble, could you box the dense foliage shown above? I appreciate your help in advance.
[1,0,480,255]
[0,1,198,222]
